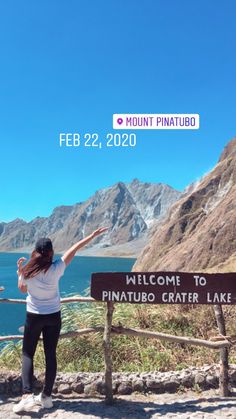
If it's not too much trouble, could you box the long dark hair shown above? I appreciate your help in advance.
[22,245,54,279]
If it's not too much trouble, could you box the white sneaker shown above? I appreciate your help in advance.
[13,394,37,413]
[35,392,53,408]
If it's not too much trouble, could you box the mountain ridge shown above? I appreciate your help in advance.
[0,179,181,256]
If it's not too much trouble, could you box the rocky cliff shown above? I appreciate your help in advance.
[133,138,236,271]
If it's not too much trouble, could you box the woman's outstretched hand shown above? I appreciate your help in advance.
[62,227,109,266]
[91,227,109,238]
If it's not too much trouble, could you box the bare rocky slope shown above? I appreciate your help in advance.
[0,179,181,256]
[133,137,236,271]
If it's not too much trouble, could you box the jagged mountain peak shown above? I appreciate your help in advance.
[51,205,74,214]
[126,179,181,227]
[0,179,181,253]
[130,178,140,185]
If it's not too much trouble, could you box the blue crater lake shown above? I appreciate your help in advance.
[0,253,135,336]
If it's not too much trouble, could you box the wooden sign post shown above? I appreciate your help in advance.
[103,301,114,404]
[91,271,236,401]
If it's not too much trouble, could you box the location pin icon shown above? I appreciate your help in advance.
[117,118,123,125]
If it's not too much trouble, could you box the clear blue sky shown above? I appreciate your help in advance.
[0,1,236,222]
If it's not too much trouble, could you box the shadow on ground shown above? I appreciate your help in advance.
[2,394,236,418]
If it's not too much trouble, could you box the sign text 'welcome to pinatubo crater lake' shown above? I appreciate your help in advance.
[91,272,236,305]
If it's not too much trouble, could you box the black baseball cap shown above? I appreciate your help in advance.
[35,238,53,254]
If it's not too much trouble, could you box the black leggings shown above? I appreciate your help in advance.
[22,311,61,396]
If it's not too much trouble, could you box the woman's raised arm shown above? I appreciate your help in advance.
[62,227,108,266]
[17,257,28,293]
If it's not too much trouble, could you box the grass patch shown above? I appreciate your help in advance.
[0,301,235,373]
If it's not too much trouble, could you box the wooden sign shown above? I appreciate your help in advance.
[91,272,236,305]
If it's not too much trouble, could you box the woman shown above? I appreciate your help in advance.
[13,227,107,413]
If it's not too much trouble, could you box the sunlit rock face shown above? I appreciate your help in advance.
[134,137,236,272]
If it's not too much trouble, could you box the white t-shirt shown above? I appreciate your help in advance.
[21,258,66,314]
